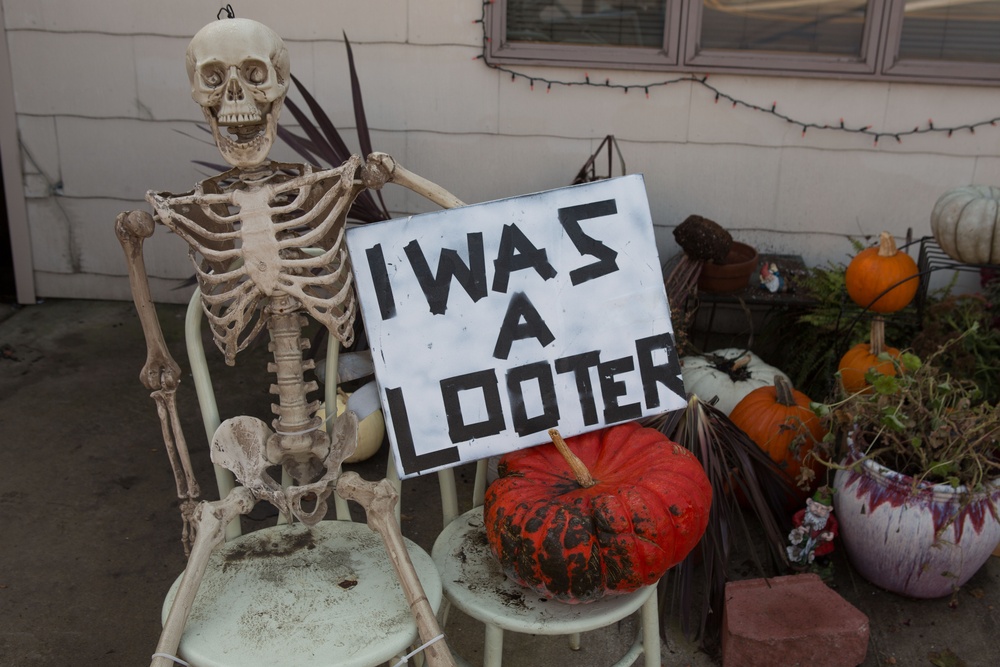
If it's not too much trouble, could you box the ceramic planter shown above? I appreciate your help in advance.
[833,438,1000,598]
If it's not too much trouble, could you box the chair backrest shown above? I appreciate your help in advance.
[436,458,490,530]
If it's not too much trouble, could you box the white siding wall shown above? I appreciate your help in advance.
[5,0,998,303]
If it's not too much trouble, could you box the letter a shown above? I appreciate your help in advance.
[493,292,555,360]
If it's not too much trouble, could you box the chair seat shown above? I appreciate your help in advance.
[431,507,657,635]
[163,520,442,667]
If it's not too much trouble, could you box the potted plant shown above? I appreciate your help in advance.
[811,329,1000,598]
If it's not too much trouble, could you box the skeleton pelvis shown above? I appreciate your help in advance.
[265,429,330,485]
[211,415,333,523]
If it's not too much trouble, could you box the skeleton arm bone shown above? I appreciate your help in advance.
[152,388,201,551]
[115,210,182,392]
[116,210,203,550]
[363,153,465,210]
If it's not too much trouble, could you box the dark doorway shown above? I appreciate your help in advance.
[0,152,17,302]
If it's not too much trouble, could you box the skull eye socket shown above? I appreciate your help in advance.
[200,66,225,89]
[242,61,269,86]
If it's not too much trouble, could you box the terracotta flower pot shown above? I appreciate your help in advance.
[833,436,1000,598]
[697,242,758,293]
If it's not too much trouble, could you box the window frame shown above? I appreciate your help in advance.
[681,0,885,77]
[483,1,1000,85]
[877,0,1000,83]
[486,0,684,70]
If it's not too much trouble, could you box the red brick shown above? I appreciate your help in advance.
[722,573,869,667]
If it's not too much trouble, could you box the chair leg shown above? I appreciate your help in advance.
[437,597,452,629]
[568,632,581,651]
[483,623,503,667]
[334,493,352,520]
[640,594,660,667]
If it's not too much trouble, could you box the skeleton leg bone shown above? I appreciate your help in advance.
[150,486,257,667]
[338,472,456,667]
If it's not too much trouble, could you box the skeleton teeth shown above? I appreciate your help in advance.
[219,111,262,124]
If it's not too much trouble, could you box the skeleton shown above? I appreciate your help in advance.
[115,18,462,667]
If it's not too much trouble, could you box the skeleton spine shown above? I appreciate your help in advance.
[266,293,322,444]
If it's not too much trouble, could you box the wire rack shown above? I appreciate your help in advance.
[914,235,997,322]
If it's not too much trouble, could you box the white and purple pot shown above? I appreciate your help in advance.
[833,438,1000,598]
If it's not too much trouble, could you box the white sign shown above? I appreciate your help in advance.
[346,175,685,478]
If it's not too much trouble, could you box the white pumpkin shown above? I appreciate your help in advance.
[680,348,788,415]
[930,185,1000,265]
[317,390,386,463]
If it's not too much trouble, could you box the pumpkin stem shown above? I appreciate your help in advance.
[877,231,898,257]
[731,354,751,371]
[548,428,597,488]
[774,375,796,406]
[869,316,886,356]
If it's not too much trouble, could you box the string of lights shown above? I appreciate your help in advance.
[472,2,1000,146]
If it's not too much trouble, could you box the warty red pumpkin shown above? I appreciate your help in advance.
[483,422,712,604]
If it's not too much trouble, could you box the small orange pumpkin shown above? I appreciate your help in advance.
[845,232,919,313]
[729,375,824,486]
[838,316,900,394]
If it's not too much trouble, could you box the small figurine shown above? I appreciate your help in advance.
[759,261,785,293]
[787,487,838,579]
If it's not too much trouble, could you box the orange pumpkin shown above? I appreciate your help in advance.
[845,232,919,313]
[838,316,900,394]
[729,375,824,486]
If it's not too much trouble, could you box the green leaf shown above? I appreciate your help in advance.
[900,352,922,373]
[926,461,956,477]
[880,411,907,432]
[871,374,899,395]
[928,647,967,667]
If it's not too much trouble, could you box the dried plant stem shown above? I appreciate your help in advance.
[664,253,704,306]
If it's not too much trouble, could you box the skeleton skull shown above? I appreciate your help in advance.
[186,18,289,169]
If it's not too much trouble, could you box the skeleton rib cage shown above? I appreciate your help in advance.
[148,156,365,366]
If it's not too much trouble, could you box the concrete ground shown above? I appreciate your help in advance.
[1,298,998,667]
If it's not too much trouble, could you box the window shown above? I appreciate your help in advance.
[485,1,1000,84]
